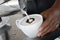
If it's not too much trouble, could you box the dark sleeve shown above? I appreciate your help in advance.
[59,24,60,28]
[27,0,56,15]
[27,0,38,15]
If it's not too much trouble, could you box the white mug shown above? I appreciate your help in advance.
[16,14,43,38]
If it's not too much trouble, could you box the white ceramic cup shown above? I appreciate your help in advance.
[16,14,43,38]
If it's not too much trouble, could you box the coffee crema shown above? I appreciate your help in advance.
[26,18,35,24]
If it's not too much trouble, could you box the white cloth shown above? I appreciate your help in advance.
[0,17,9,28]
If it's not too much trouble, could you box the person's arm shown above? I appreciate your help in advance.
[38,0,60,37]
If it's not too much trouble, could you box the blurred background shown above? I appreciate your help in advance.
[0,0,60,40]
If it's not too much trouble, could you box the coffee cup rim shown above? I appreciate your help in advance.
[16,14,43,27]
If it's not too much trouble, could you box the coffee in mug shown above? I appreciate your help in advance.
[16,14,43,38]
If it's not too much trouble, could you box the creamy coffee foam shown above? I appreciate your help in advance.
[26,18,35,24]
[20,15,41,26]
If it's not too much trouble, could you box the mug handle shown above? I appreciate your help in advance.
[16,20,20,27]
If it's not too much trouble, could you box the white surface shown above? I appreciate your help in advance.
[0,35,3,40]
[0,0,20,15]
[55,38,60,40]
[0,0,4,4]
[16,14,43,38]
[55,36,60,40]
[0,17,9,28]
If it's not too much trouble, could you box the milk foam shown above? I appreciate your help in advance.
[20,15,42,26]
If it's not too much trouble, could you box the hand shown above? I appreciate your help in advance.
[38,0,60,37]
[38,11,60,36]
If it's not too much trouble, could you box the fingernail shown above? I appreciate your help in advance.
[39,28,42,31]
[37,33,41,37]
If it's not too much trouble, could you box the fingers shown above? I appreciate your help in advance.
[40,21,58,37]
[38,19,55,36]
[38,19,54,37]
[52,24,59,32]
[38,14,59,37]
[40,12,50,19]
[38,14,54,33]
[38,18,52,36]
